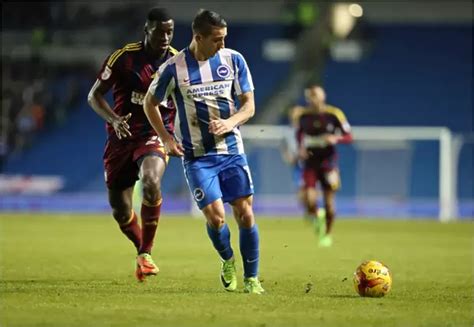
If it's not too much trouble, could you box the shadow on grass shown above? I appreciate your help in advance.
[325,294,361,299]
[0,279,229,295]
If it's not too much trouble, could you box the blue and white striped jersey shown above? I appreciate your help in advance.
[148,47,254,160]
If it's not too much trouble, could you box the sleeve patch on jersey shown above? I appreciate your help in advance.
[101,66,112,80]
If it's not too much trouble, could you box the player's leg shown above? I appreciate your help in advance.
[303,184,327,241]
[220,154,263,294]
[184,157,236,291]
[302,166,328,240]
[298,187,312,223]
[304,187,319,218]
[301,167,319,219]
[188,161,234,262]
[108,187,141,251]
[323,189,336,234]
[201,199,237,291]
[297,187,305,206]
[231,196,257,275]
[322,167,340,234]
[104,141,141,250]
[130,139,168,278]
[138,155,166,254]
[322,168,340,233]
[319,168,341,247]
[292,163,307,218]
[317,188,334,247]
[201,199,233,258]
[230,196,264,294]
[134,155,166,277]
[104,141,149,280]
[108,187,147,280]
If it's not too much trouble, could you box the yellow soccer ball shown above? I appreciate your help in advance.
[353,260,392,297]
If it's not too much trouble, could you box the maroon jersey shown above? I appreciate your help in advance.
[297,105,352,168]
[97,42,178,142]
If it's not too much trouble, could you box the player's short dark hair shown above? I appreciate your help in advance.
[192,9,227,36]
[147,7,172,22]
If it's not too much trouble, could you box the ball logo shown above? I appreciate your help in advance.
[216,64,231,79]
[193,188,205,201]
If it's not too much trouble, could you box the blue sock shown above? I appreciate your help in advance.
[239,224,259,278]
[206,223,233,261]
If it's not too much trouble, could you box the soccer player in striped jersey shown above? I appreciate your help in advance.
[143,9,264,294]
[295,85,353,247]
[87,8,177,281]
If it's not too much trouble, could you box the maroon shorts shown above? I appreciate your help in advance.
[103,136,166,190]
[302,165,340,191]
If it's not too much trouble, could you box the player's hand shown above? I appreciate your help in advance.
[298,147,309,160]
[112,113,132,139]
[324,134,339,145]
[208,119,234,136]
[163,135,184,157]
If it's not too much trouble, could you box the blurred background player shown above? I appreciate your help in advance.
[280,105,305,212]
[87,8,177,281]
[295,85,353,247]
[144,9,264,294]
[284,104,327,221]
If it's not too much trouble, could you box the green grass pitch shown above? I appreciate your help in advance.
[0,213,472,327]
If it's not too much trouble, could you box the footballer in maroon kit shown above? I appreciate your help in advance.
[294,85,353,247]
[87,8,177,281]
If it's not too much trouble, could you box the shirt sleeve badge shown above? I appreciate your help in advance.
[101,66,112,80]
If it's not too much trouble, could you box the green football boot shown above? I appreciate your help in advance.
[314,208,327,239]
[243,277,265,294]
[220,258,237,292]
[318,234,333,247]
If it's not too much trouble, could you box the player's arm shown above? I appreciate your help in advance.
[281,128,299,165]
[325,108,353,145]
[143,93,183,157]
[289,106,305,128]
[87,80,131,139]
[209,91,255,136]
[209,51,255,136]
[143,65,184,157]
[335,131,353,144]
[325,130,353,145]
[87,55,132,139]
[295,118,309,160]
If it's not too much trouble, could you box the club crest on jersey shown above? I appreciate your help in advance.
[101,66,112,80]
[193,188,205,201]
[216,64,231,79]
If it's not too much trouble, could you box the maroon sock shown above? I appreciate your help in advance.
[118,211,141,251]
[139,198,162,254]
[326,209,335,234]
